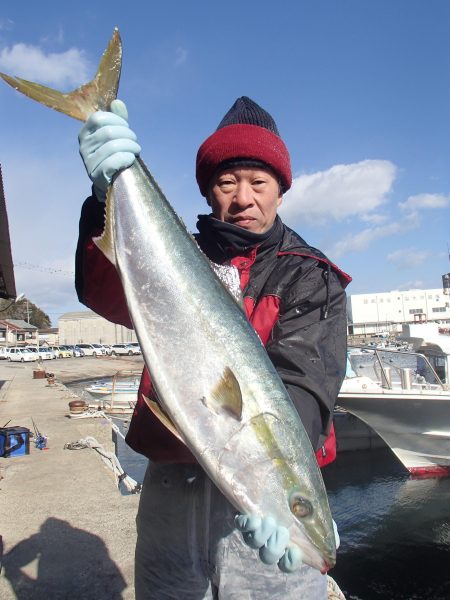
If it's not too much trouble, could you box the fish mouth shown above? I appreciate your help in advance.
[320,561,333,575]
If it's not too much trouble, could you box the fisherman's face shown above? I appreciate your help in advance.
[208,167,282,234]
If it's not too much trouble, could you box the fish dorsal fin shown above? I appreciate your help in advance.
[142,394,186,444]
[93,187,116,265]
[203,367,243,420]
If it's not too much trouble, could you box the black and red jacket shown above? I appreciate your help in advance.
[75,196,351,467]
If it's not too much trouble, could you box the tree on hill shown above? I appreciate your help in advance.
[0,297,51,328]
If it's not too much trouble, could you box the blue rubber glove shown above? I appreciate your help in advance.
[78,99,141,201]
[235,514,303,573]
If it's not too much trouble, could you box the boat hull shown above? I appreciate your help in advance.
[338,387,450,476]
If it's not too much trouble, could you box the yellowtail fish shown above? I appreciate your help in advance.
[0,29,336,572]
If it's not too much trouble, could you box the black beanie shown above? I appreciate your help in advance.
[196,96,292,196]
[216,96,280,135]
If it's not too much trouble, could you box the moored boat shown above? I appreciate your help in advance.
[84,370,140,414]
[337,324,450,477]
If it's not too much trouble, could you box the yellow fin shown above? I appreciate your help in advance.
[93,187,116,265]
[142,394,185,444]
[203,367,243,420]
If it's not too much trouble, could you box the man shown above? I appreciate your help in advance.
[76,96,350,599]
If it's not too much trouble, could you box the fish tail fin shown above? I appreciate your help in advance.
[0,29,122,122]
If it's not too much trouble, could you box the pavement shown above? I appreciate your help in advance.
[0,355,146,600]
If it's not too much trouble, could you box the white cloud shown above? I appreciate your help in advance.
[0,43,91,87]
[359,213,389,225]
[387,248,431,269]
[40,27,65,46]
[2,150,88,322]
[397,280,426,291]
[399,193,450,212]
[280,159,397,225]
[327,212,420,258]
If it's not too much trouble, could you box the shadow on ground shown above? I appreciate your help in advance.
[2,517,127,599]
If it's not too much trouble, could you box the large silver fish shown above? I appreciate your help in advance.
[0,29,336,572]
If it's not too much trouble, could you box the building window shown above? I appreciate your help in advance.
[432,307,446,313]
[363,299,368,304]
[409,308,424,314]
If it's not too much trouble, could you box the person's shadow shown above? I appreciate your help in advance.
[2,517,128,599]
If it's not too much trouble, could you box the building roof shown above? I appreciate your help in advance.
[59,310,98,320]
[0,165,17,299]
[0,319,37,331]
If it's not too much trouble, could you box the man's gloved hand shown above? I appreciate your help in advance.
[235,514,302,573]
[78,99,141,201]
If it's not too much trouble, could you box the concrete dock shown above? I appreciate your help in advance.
[0,356,146,600]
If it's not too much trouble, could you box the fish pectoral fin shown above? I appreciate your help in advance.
[142,394,186,444]
[203,367,243,420]
[93,187,117,265]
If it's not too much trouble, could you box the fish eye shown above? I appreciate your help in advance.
[289,492,313,519]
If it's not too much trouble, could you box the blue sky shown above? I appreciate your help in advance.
[1,1,449,325]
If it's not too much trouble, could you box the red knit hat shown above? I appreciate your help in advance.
[196,97,292,197]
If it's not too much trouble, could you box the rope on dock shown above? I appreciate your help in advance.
[64,422,141,495]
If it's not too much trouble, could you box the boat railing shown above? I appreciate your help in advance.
[348,347,446,391]
[110,369,141,393]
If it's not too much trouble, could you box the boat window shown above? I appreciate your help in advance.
[348,348,443,389]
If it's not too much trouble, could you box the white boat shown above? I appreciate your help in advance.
[84,370,140,414]
[337,324,450,477]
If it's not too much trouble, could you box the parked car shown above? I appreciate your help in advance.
[50,346,72,358]
[58,345,74,357]
[7,347,39,362]
[77,343,104,357]
[128,342,142,354]
[91,343,107,356]
[110,343,141,356]
[27,346,57,360]
[100,344,113,355]
[67,345,85,357]
[0,347,9,360]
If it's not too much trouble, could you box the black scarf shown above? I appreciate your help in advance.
[196,214,284,262]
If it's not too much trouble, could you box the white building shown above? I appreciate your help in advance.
[347,288,450,336]
[58,311,138,345]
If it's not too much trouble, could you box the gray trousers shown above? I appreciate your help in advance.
[135,462,328,600]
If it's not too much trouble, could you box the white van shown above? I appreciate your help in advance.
[7,347,39,362]
[77,343,105,357]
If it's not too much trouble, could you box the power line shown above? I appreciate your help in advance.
[14,261,74,276]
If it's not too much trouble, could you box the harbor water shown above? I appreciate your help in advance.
[73,380,450,600]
